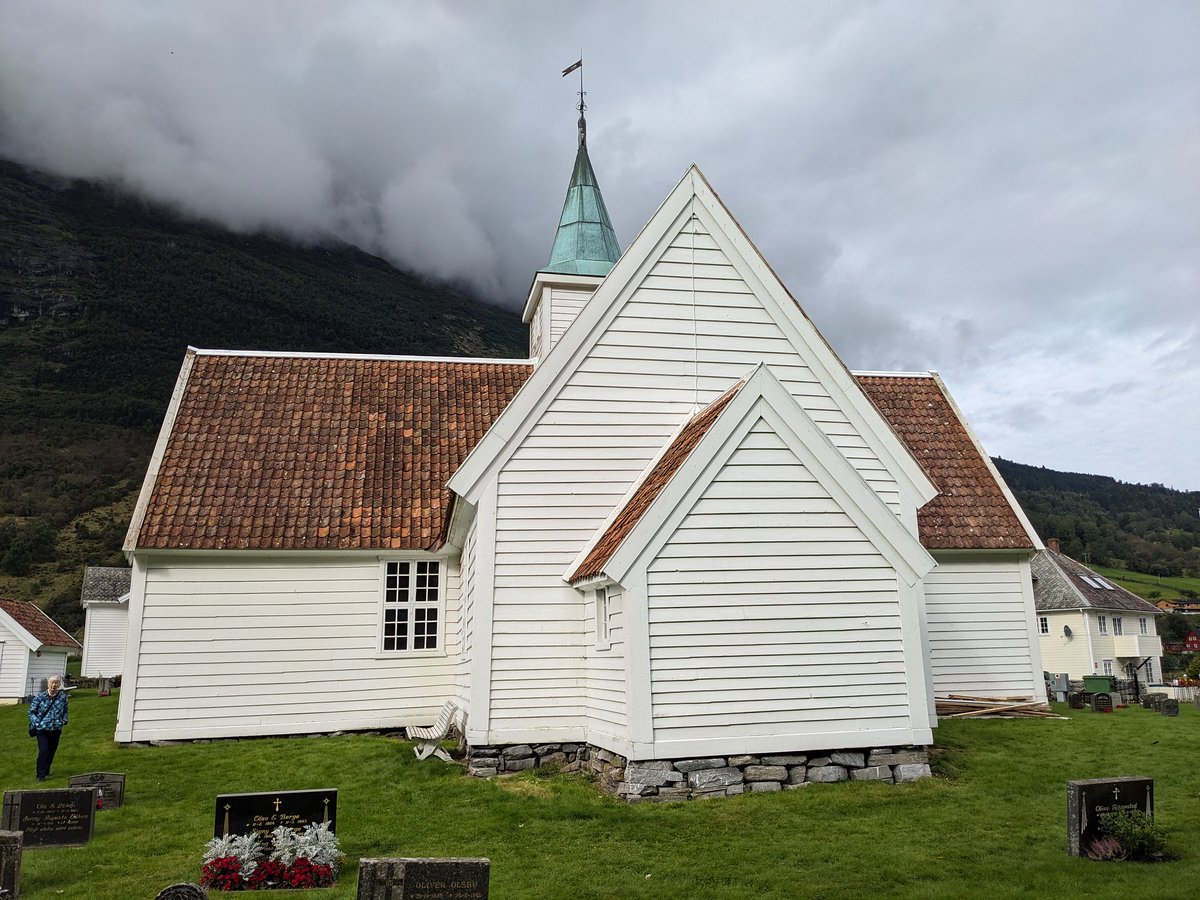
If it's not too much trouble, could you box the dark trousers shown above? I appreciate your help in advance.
[36,729,61,780]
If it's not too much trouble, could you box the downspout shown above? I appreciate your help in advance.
[1083,610,1097,673]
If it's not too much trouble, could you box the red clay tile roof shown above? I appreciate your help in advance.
[855,374,1033,550]
[137,352,530,551]
[0,599,81,649]
[569,381,745,583]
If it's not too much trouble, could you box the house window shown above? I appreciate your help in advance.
[1038,616,1049,635]
[1102,660,1113,676]
[1113,617,1123,636]
[1145,660,1154,682]
[1139,618,1148,635]
[595,587,611,649]
[1097,615,1107,635]
[381,560,441,653]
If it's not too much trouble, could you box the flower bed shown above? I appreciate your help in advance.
[201,822,342,891]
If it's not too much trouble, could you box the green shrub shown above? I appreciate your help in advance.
[1097,808,1170,862]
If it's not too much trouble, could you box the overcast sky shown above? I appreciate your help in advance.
[2,1,1196,489]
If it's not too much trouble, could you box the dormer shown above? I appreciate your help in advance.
[525,100,620,362]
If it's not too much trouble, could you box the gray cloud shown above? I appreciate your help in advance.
[1,0,1196,489]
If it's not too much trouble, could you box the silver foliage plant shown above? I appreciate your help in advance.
[203,831,263,876]
[269,822,343,873]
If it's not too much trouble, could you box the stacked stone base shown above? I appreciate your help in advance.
[467,742,931,801]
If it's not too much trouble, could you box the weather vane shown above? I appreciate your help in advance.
[562,54,586,149]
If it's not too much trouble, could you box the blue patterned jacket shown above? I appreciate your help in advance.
[29,689,69,731]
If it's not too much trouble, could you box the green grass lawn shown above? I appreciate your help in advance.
[1092,565,1200,603]
[2,693,1198,899]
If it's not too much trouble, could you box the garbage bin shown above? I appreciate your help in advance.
[1083,674,1116,694]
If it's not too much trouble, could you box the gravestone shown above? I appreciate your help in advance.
[1066,776,1154,856]
[214,788,336,846]
[0,830,20,899]
[1160,698,1179,716]
[153,884,206,900]
[1141,695,1156,710]
[1089,692,1113,713]
[357,857,490,900]
[1067,692,1086,710]
[0,789,96,848]
[67,773,126,809]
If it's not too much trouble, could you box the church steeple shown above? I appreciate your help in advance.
[542,85,621,277]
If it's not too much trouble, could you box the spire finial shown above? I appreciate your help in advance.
[562,55,586,149]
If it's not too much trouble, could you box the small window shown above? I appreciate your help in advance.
[381,560,441,653]
[1098,615,1107,635]
[1102,660,1113,676]
[1096,578,1115,590]
[595,587,611,648]
[1145,660,1154,682]
[1139,617,1148,635]
[1113,617,1123,636]
[1038,616,1049,635]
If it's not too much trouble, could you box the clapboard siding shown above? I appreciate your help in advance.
[645,420,913,752]
[1037,610,1094,678]
[487,214,901,744]
[458,518,478,707]
[125,556,463,740]
[82,604,129,677]
[549,287,591,349]
[0,622,29,699]
[585,588,627,738]
[924,557,1040,697]
[27,651,69,695]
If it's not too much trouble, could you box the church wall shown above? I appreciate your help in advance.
[117,554,463,741]
[0,620,30,699]
[82,603,129,678]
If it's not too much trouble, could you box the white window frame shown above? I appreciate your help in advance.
[1102,659,1113,676]
[1139,617,1148,635]
[594,586,612,650]
[378,558,445,656]
[1113,617,1123,636]
[1038,616,1049,635]
[1145,659,1154,683]
[1097,615,1107,635]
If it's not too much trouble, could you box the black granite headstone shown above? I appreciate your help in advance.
[1066,776,1154,856]
[153,884,206,900]
[1090,692,1113,713]
[1160,698,1179,716]
[214,788,336,845]
[1067,692,1086,709]
[0,830,20,899]
[357,857,490,900]
[0,789,96,848]
[67,773,126,809]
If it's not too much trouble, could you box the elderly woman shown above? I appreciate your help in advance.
[28,674,69,782]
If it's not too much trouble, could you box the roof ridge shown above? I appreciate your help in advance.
[190,347,532,365]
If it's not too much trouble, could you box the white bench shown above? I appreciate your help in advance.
[408,700,463,762]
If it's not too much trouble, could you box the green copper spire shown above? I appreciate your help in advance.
[543,102,621,277]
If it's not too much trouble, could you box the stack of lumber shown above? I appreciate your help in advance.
[935,694,1061,719]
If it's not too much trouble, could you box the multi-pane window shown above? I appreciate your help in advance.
[1113,617,1123,636]
[382,560,440,652]
[1102,660,1113,676]
[596,587,610,647]
[1038,616,1049,635]
[1097,615,1107,635]
[1139,618,1148,635]
[1145,660,1154,682]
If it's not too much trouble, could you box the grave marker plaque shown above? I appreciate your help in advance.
[153,884,206,900]
[357,858,490,900]
[0,830,20,899]
[0,789,96,848]
[1090,692,1113,713]
[68,773,126,809]
[1066,776,1154,856]
[214,788,336,846]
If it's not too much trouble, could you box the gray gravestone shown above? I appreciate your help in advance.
[1089,692,1113,713]
[1067,692,1086,709]
[153,884,206,900]
[357,857,490,900]
[214,788,336,847]
[1160,698,1179,716]
[1066,776,1154,856]
[0,830,20,899]
[1141,695,1156,709]
[67,773,126,809]
[0,789,96,848]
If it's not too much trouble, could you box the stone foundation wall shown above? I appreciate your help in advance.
[468,743,931,801]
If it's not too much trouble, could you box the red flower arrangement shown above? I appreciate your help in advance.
[201,856,245,892]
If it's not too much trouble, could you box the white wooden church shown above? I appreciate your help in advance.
[116,110,1046,770]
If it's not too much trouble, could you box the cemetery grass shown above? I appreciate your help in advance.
[2,695,1198,899]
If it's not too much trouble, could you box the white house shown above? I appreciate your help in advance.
[0,598,81,702]
[81,565,132,679]
[115,121,1045,772]
[1032,540,1163,685]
